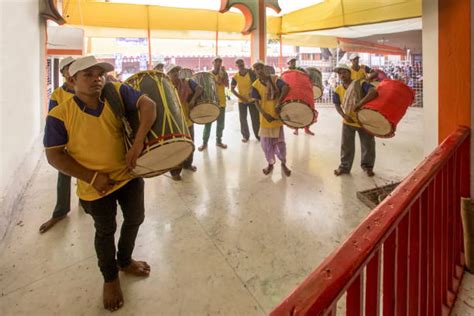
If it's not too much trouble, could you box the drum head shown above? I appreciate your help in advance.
[280,101,314,128]
[357,109,393,137]
[132,141,194,177]
[190,103,220,124]
[313,86,323,99]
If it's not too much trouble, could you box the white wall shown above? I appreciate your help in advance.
[422,0,439,155]
[0,0,46,238]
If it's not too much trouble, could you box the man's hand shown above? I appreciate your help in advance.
[263,113,275,123]
[126,142,144,171]
[344,114,355,123]
[93,173,116,196]
[275,104,282,115]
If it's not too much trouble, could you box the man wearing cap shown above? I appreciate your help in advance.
[39,56,76,234]
[349,53,377,81]
[199,57,229,151]
[332,63,378,177]
[251,61,292,176]
[154,62,164,72]
[166,64,203,180]
[231,58,260,143]
[44,55,156,311]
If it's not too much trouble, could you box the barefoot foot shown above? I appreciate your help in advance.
[263,164,274,175]
[39,215,67,234]
[103,278,124,312]
[120,259,151,277]
[281,163,291,176]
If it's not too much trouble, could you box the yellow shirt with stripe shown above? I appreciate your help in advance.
[334,81,373,128]
[252,76,284,129]
[350,64,370,81]
[49,84,75,111]
[232,71,254,101]
[211,71,227,107]
[44,82,143,201]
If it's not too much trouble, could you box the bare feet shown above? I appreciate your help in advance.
[281,163,291,176]
[171,175,182,181]
[242,138,249,143]
[216,142,228,149]
[263,164,274,175]
[364,169,375,177]
[198,144,207,152]
[120,259,151,277]
[304,128,315,136]
[293,129,298,135]
[334,168,350,176]
[183,165,197,172]
[39,215,66,234]
[103,278,124,312]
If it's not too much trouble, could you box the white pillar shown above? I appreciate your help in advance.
[422,0,439,155]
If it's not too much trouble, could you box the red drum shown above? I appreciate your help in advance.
[279,70,318,128]
[357,80,414,138]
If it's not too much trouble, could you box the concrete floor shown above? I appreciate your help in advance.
[0,106,451,315]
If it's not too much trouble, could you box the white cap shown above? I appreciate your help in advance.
[165,63,181,74]
[334,64,352,73]
[287,57,297,64]
[59,57,75,71]
[69,56,114,77]
[349,53,360,60]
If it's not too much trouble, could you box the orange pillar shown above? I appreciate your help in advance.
[438,0,471,142]
[147,6,152,70]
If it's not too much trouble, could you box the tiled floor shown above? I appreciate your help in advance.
[0,107,425,315]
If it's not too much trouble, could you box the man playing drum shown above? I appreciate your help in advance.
[251,61,291,176]
[43,56,156,311]
[198,57,229,151]
[39,56,75,234]
[349,53,377,81]
[332,64,378,177]
[166,64,203,180]
[287,57,315,136]
[231,58,260,143]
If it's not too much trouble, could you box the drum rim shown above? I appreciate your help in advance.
[281,99,313,108]
[124,70,170,83]
[279,101,317,128]
[356,108,395,138]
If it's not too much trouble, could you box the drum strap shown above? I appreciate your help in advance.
[102,82,135,142]
[103,82,125,118]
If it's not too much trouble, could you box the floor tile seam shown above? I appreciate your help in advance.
[0,253,95,298]
[170,183,267,315]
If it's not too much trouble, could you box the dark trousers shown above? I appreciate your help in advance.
[52,172,71,218]
[171,125,194,177]
[202,107,225,145]
[238,102,260,140]
[80,178,145,282]
[339,124,376,172]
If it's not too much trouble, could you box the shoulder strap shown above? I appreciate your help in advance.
[102,82,125,119]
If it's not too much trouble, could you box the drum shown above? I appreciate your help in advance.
[279,70,318,128]
[124,71,194,177]
[357,79,414,138]
[306,67,323,99]
[189,72,220,124]
[179,68,194,79]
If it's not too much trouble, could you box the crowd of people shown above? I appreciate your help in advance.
[41,53,380,312]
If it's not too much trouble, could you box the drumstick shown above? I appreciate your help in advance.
[280,117,305,126]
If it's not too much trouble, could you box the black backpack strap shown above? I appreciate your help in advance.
[102,82,125,119]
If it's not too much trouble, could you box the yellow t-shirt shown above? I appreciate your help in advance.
[44,82,143,201]
[232,70,255,102]
[350,64,369,81]
[335,84,360,127]
[252,76,284,129]
[49,84,74,111]
[211,71,227,107]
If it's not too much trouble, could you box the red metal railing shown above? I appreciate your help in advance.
[271,126,470,316]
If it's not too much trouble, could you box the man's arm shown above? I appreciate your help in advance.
[189,84,203,108]
[125,95,156,170]
[46,148,116,195]
[355,84,378,110]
